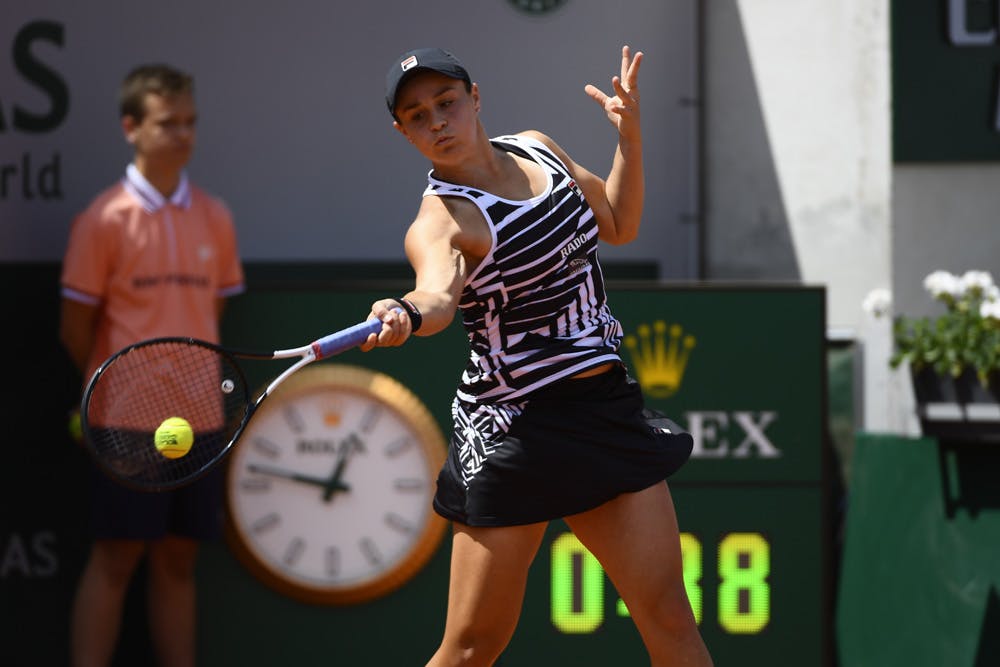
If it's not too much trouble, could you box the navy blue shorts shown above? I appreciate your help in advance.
[88,462,224,540]
[434,363,693,527]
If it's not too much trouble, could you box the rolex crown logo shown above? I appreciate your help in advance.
[624,321,696,398]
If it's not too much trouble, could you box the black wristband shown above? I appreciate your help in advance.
[394,297,423,333]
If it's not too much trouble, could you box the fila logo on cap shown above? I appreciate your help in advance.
[401,55,418,71]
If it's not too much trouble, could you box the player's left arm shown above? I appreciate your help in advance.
[522,45,644,246]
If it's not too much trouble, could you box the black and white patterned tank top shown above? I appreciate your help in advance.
[423,134,623,403]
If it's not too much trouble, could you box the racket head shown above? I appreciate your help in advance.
[81,337,252,492]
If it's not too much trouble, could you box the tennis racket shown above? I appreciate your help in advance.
[80,315,390,492]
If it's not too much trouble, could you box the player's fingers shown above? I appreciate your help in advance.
[363,301,395,350]
[614,69,640,104]
[611,75,628,99]
[620,45,630,82]
[625,50,643,91]
[585,83,609,107]
[379,310,413,347]
[387,311,407,341]
[611,77,638,110]
[360,331,378,352]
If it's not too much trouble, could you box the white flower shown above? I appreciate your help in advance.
[923,270,962,300]
[862,288,892,318]
[960,270,996,297]
[986,285,1000,303]
[981,300,1000,320]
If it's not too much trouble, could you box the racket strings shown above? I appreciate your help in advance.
[84,340,250,490]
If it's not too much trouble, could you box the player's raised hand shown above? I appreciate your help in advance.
[585,45,643,140]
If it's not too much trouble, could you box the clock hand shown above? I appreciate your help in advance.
[248,463,351,493]
[322,433,364,502]
[322,447,353,502]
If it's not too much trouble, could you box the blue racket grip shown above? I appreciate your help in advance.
[312,309,402,359]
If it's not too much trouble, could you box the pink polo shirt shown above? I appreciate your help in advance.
[61,165,245,383]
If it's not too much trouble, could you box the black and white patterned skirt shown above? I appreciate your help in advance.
[432,363,693,526]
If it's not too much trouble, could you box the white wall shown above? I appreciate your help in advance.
[705,0,896,430]
[707,0,892,333]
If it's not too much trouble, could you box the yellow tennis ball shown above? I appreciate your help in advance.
[154,417,194,459]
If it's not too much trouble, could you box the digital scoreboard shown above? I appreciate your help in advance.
[504,486,827,665]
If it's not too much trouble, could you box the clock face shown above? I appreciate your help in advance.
[225,364,448,605]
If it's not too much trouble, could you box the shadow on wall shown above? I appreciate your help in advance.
[704,1,801,281]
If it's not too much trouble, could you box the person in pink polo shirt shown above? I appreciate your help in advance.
[59,64,244,667]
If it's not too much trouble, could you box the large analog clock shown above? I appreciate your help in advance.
[225,364,448,605]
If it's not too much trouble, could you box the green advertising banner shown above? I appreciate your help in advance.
[613,286,825,484]
[200,282,830,666]
[893,0,1000,161]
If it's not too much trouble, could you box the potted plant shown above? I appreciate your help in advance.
[876,270,1000,440]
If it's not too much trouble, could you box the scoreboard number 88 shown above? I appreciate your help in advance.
[550,531,771,635]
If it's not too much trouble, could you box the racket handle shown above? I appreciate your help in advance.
[311,309,403,359]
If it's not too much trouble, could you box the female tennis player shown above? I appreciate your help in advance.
[363,45,713,666]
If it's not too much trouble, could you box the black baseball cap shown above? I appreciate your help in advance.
[385,47,471,115]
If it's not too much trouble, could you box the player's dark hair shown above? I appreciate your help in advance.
[119,64,193,121]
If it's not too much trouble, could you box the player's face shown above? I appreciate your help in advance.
[392,71,479,161]
[124,92,197,173]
